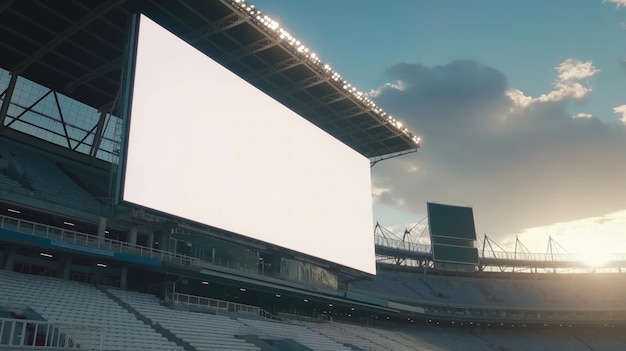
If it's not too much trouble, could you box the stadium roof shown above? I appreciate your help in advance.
[0,0,420,158]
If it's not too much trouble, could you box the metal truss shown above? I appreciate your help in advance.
[0,71,116,161]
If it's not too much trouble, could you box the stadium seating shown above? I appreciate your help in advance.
[299,320,439,351]
[108,289,260,351]
[472,329,591,351]
[482,279,545,307]
[0,166,33,198]
[0,139,103,214]
[2,268,626,350]
[353,269,626,311]
[237,317,351,351]
[350,271,429,303]
[427,276,495,305]
[0,270,183,351]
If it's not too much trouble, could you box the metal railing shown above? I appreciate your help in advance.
[172,292,260,315]
[374,234,626,264]
[0,214,200,267]
[0,317,103,350]
[481,249,626,263]
[375,235,431,253]
[172,292,283,321]
[8,212,626,270]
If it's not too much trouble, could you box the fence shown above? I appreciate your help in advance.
[0,317,103,349]
[171,292,282,321]
[0,214,200,267]
[374,234,626,264]
[172,292,260,315]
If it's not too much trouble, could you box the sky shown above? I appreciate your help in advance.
[251,0,626,255]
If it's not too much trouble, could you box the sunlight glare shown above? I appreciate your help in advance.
[580,250,610,268]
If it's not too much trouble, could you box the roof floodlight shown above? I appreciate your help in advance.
[231,0,419,147]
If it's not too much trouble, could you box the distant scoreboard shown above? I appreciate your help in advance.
[117,14,376,274]
[427,202,478,268]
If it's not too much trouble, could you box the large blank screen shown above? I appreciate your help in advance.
[121,15,375,274]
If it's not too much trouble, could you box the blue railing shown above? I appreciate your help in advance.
[0,214,200,267]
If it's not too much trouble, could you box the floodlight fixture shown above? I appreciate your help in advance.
[230,0,421,147]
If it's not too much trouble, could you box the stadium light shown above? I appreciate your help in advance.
[230,0,421,146]
[96,263,107,268]
[202,281,209,285]
[39,252,53,258]
[7,208,20,214]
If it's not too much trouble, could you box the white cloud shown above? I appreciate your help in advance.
[505,209,626,254]
[372,59,626,248]
[536,81,590,102]
[605,0,626,8]
[614,104,626,122]
[556,58,600,82]
[507,58,599,107]
[371,185,391,201]
[367,81,406,97]
[505,88,532,109]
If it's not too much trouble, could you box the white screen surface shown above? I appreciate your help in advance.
[123,15,376,274]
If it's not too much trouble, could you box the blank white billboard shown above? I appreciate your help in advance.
[121,15,375,274]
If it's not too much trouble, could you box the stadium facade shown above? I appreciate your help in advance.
[1,1,626,350]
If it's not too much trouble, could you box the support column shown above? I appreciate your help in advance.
[120,267,128,289]
[58,256,72,280]
[160,231,171,252]
[3,247,16,271]
[128,226,138,245]
[147,231,154,248]
[0,73,18,129]
[97,216,107,239]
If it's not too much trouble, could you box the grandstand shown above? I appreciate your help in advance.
[1,1,626,350]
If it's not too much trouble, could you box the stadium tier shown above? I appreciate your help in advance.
[2,269,626,350]
[2,1,626,351]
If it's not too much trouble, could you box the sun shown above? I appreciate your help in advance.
[579,250,611,268]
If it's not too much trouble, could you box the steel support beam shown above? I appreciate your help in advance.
[0,0,16,15]
[0,72,17,128]
[90,110,108,157]
[12,0,125,74]
[63,57,122,95]
[53,91,72,149]
[5,89,53,128]
[218,37,277,64]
